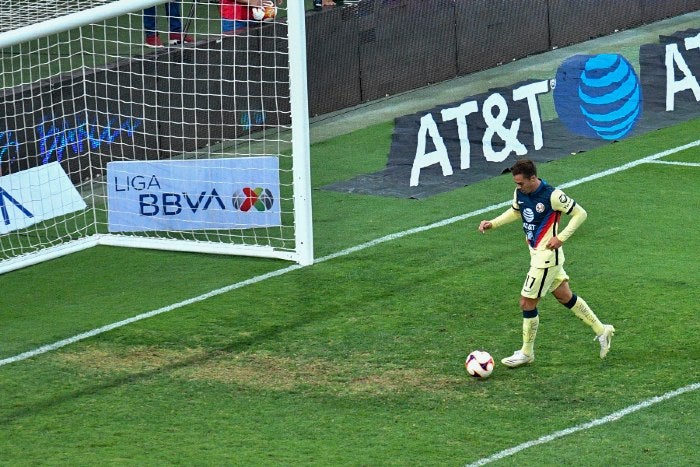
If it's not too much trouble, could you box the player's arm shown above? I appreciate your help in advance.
[557,203,587,242]
[478,207,520,233]
[546,189,587,248]
[479,189,520,233]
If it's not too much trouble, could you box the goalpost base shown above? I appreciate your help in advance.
[96,235,300,263]
[0,237,100,276]
[0,234,306,276]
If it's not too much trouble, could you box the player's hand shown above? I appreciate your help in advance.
[546,236,563,249]
[478,220,492,234]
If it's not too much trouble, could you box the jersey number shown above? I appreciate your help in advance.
[524,274,537,291]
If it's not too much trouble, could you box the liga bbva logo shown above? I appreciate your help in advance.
[232,187,275,212]
[554,54,642,140]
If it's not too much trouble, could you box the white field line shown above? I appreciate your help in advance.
[465,382,700,467]
[645,159,700,167]
[1,139,698,369]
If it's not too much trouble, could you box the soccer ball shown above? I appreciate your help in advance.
[465,350,494,378]
[252,5,277,21]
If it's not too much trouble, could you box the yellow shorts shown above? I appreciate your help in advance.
[521,264,569,299]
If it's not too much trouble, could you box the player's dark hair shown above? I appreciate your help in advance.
[510,159,537,178]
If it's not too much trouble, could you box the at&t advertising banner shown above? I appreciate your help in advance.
[107,157,281,232]
[323,28,699,198]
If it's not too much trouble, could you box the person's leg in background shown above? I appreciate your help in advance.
[143,6,164,47]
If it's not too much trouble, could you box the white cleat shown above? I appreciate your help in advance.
[595,324,616,359]
[501,350,534,368]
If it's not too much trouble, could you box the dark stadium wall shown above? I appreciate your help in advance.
[0,25,290,183]
[453,0,550,76]
[356,0,457,102]
[547,0,645,48]
[0,0,698,183]
[306,0,699,116]
[0,69,156,183]
[306,6,362,114]
[150,27,290,160]
[641,0,698,22]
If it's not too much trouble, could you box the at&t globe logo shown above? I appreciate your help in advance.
[553,54,642,140]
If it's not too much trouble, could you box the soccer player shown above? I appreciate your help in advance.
[478,159,615,368]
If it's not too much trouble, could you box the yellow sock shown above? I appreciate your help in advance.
[521,313,539,356]
[569,295,604,335]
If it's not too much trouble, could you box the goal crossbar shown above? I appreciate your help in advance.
[0,0,170,49]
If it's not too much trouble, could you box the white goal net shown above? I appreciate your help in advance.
[0,0,313,274]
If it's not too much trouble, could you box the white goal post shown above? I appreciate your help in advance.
[0,0,313,274]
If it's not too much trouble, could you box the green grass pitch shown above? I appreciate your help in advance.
[0,116,699,465]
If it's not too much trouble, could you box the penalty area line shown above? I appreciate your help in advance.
[464,382,700,467]
[1,139,699,368]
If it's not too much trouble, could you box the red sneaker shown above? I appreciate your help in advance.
[144,34,164,48]
[169,33,194,45]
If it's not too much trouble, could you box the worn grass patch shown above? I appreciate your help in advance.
[56,346,465,396]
